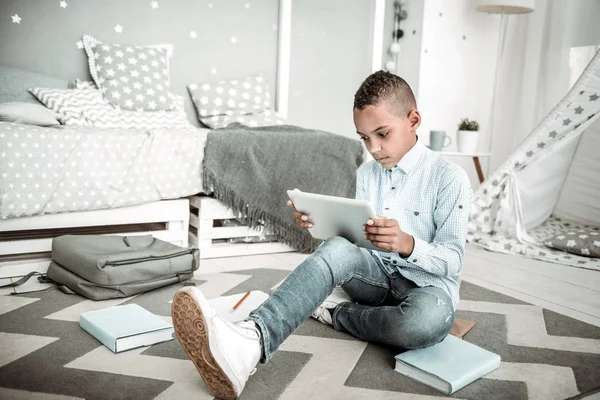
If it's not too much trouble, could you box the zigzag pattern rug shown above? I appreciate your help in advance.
[1,265,599,400]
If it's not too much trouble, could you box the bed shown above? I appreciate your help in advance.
[0,64,201,255]
[0,63,364,264]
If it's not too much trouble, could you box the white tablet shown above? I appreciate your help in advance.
[287,189,380,251]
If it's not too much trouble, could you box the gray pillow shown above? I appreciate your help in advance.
[0,102,59,126]
[0,65,69,104]
[544,227,600,257]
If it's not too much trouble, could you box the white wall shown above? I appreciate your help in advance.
[382,0,425,97]
[417,0,500,189]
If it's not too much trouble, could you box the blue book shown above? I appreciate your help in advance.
[79,304,173,353]
[394,334,501,394]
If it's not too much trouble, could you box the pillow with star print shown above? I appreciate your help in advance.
[82,34,175,111]
[544,227,600,257]
[187,74,275,128]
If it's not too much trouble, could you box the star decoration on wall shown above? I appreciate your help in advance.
[590,93,599,101]
[114,24,123,33]
[151,1,159,9]
[537,142,545,149]
[76,40,83,49]
[574,106,584,114]
[548,130,557,138]
[190,31,197,39]
[563,118,571,125]
[11,14,22,24]
[60,1,68,8]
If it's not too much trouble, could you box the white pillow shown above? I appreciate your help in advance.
[30,87,193,130]
[0,102,60,127]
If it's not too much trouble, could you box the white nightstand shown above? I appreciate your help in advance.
[438,151,491,183]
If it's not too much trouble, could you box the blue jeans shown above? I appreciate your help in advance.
[248,236,455,362]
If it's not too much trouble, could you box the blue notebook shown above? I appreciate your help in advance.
[394,334,501,394]
[80,304,173,353]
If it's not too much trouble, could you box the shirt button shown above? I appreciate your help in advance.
[391,187,396,190]
[392,260,398,265]
[412,259,418,263]
[414,211,419,216]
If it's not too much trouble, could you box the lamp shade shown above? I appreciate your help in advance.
[475,0,534,14]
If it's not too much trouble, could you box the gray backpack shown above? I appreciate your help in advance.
[38,235,199,300]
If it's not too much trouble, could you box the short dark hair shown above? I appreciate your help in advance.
[353,70,417,117]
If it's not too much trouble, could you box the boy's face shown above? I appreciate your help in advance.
[353,102,421,169]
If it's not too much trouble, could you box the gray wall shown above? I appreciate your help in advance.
[0,0,386,136]
[0,0,279,126]
[286,0,375,139]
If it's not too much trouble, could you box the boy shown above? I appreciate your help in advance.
[171,71,472,399]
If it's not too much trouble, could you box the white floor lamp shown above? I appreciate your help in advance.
[475,0,535,174]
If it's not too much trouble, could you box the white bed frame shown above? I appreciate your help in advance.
[0,196,295,262]
[0,199,190,257]
[188,195,293,259]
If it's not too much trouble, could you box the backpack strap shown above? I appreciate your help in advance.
[0,271,43,289]
[0,272,75,295]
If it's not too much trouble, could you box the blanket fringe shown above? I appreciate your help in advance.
[204,170,320,253]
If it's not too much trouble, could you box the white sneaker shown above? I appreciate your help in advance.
[310,286,353,326]
[172,287,262,400]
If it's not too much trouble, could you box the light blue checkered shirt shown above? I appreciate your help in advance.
[356,139,472,309]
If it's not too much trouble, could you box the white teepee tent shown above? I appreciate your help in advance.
[469,50,600,271]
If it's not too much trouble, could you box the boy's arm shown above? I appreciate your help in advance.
[392,167,472,278]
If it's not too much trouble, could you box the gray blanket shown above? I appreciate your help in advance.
[203,123,364,253]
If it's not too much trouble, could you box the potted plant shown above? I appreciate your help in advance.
[457,118,479,153]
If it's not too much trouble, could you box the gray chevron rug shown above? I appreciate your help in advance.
[1,266,599,400]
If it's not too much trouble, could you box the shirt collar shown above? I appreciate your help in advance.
[383,136,425,174]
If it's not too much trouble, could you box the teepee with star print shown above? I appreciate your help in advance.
[468,49,600,267]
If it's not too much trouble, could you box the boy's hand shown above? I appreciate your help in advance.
[363,217,414,256]
[287,200,313,229]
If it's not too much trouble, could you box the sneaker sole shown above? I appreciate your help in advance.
[172,289,238,400]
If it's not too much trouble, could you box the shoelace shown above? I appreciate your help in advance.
[311,306,331,324]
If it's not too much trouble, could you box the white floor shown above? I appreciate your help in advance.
[2,243,600,328]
